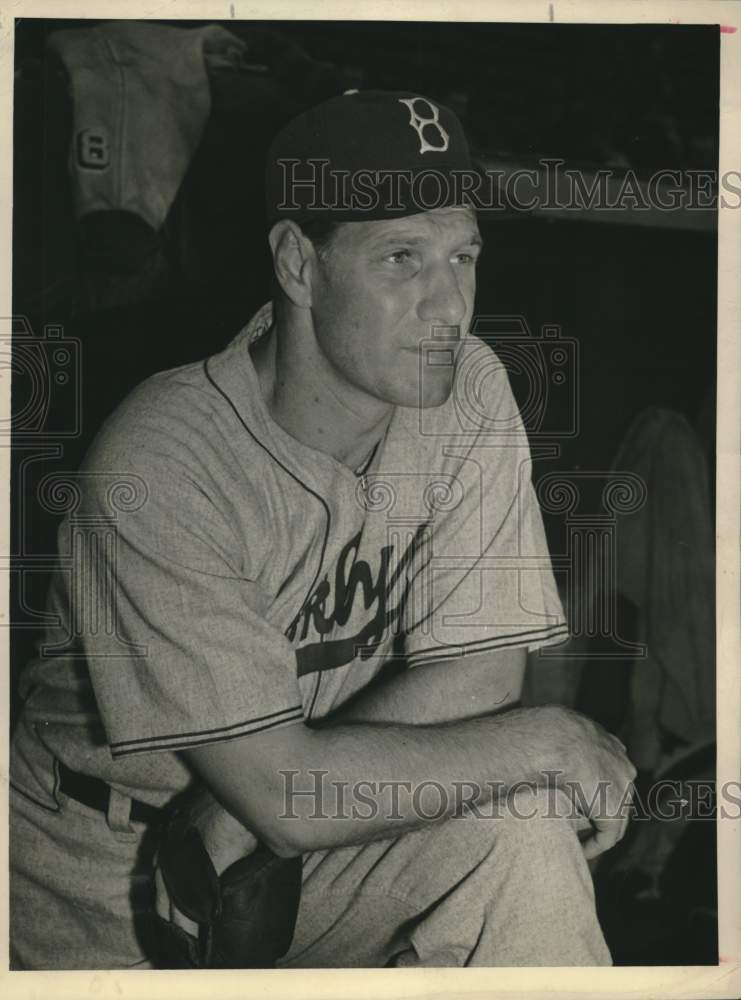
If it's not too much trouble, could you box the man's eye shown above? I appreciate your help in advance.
[386,250,413,264]
[455,252,477,265]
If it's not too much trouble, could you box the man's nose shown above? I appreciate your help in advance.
[416,266,467,329]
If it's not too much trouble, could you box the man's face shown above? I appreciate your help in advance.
[307,205,482,409]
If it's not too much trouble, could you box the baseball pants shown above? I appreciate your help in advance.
[10,736,611,968]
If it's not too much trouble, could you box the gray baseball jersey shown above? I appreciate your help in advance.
[13,303,567,808]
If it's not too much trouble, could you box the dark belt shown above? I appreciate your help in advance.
[57,761,163,826]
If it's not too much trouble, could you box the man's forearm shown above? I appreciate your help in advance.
[184,706,549,857]
[329,648,526,726]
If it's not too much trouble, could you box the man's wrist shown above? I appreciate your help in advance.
[482,705,566,791]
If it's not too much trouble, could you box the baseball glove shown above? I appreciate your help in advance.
[152,792,302,968]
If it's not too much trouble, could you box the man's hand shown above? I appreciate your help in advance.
[182,787,260,875]
[152,783,302,968]
[154,787,259,940]
[526,705,637,859]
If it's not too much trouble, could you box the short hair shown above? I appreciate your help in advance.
[299,218,344,260]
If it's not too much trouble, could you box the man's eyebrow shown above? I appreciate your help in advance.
[367,230,484,249]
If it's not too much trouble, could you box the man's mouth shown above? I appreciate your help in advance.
[403,328,461,352]
[430,325,460,343]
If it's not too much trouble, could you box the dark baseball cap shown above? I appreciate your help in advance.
[265,89,476,225]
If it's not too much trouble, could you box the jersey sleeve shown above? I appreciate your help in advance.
[75,394,305,759]
[403,353,568,667]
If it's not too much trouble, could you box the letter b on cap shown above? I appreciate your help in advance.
[398,98,450,154]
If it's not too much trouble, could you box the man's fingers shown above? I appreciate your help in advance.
[193,801,259,877]
[621,783,637,839]
[580,834,606,860]
[581,821,621,860]
[581,803,634,859]
[604,731,627,755]
[593,722,636,779]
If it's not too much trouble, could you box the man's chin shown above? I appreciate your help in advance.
[395,374,455,410]
[419,384,454,409]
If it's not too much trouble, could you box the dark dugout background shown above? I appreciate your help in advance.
[10,19,719,966]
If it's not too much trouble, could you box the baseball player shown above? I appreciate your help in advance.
[10,90,635,969]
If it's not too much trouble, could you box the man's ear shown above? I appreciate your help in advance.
[268,221,316,309]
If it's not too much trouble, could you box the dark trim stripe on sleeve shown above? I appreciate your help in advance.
[109,706,306,758]
[406,622,570,667]
[109,704,304,755]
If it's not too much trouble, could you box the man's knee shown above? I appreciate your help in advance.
[405,784,587,877]
[488,783,589,851]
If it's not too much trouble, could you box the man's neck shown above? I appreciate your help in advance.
[251,312,394,471]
